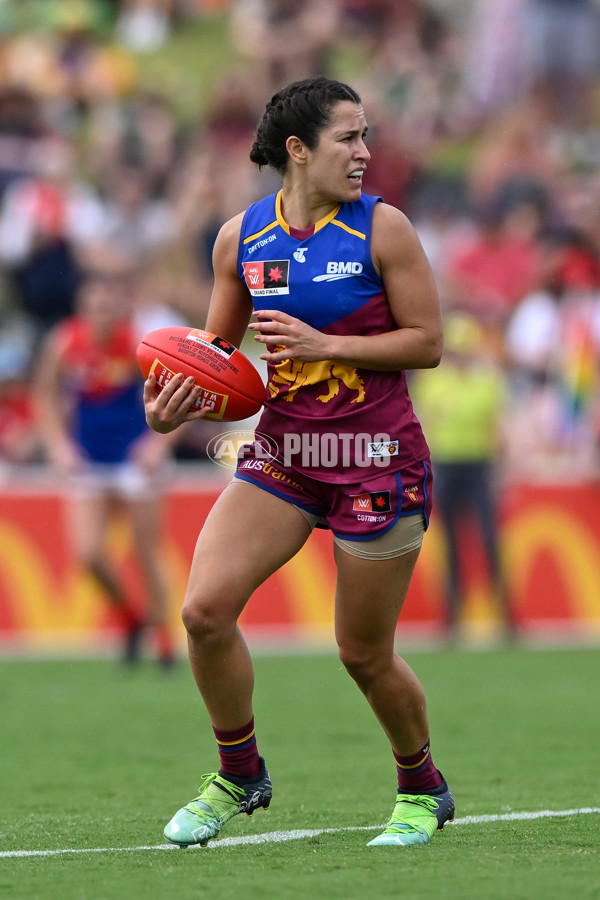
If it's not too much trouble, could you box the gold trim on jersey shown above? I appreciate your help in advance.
[243,220,278,245]
[244,190,367,242]
[330,218,367,240]
[275,190,342,235]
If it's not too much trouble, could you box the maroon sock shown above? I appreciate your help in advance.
[394,740,444,792]
[213,717,261,779]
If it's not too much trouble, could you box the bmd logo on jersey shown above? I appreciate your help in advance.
[243,260,290,295]
[313,261,363,282]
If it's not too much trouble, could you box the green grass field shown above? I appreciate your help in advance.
[1,647,598,899]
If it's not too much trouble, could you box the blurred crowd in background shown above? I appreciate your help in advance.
[1,0,600,481]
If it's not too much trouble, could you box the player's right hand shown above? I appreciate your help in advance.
[143,372,211,434]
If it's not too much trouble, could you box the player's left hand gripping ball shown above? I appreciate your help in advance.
[137,327,265,421]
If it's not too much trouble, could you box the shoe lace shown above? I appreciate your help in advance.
[395,793,440,814]
[384,793,442,833]
[185,773,246,819]
[379,793,441,835]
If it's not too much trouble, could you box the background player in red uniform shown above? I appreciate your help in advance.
[144,77,454,847]
[35,266,177,667]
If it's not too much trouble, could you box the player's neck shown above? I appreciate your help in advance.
[279,185,337,231]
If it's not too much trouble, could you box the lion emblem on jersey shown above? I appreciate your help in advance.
[268,353,365,404]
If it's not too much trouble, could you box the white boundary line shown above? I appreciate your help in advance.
[1,807,599,859]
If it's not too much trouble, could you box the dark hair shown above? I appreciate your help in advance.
[250,77,362,174]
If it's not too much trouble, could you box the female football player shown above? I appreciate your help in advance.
[36,266,176,667]
[144,76,454,848]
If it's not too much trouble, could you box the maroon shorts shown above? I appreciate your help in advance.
[235,449,432,542]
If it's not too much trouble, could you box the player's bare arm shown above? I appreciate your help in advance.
[33,331,84,470]
[205,212,254,347]
[250,203,442,371]
[144,215,254,434]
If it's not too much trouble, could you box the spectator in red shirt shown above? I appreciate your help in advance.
[441,199,544,326]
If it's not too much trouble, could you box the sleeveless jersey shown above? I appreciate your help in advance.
[54,316,147,464]
[238,190,430,483]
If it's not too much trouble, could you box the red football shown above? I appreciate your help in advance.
[137,327,265,422]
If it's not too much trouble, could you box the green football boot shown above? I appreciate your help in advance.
[367,780,455,847]
[164,758,272,848]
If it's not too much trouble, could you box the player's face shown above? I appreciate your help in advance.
[305,101,370,204]
[79,277,131,334]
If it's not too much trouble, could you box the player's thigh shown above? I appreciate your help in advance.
[65,493,111,561]
[185,479,312,617]
[333,544,421,653]
[126,496,163,557]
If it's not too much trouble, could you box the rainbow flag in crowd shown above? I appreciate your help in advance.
[561,303,598,424]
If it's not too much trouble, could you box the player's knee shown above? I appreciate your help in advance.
[337,642,383,688]
[181,601,219,643]
[181,591,238,644]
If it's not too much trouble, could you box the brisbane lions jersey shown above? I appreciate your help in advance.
[238,190,430,482]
